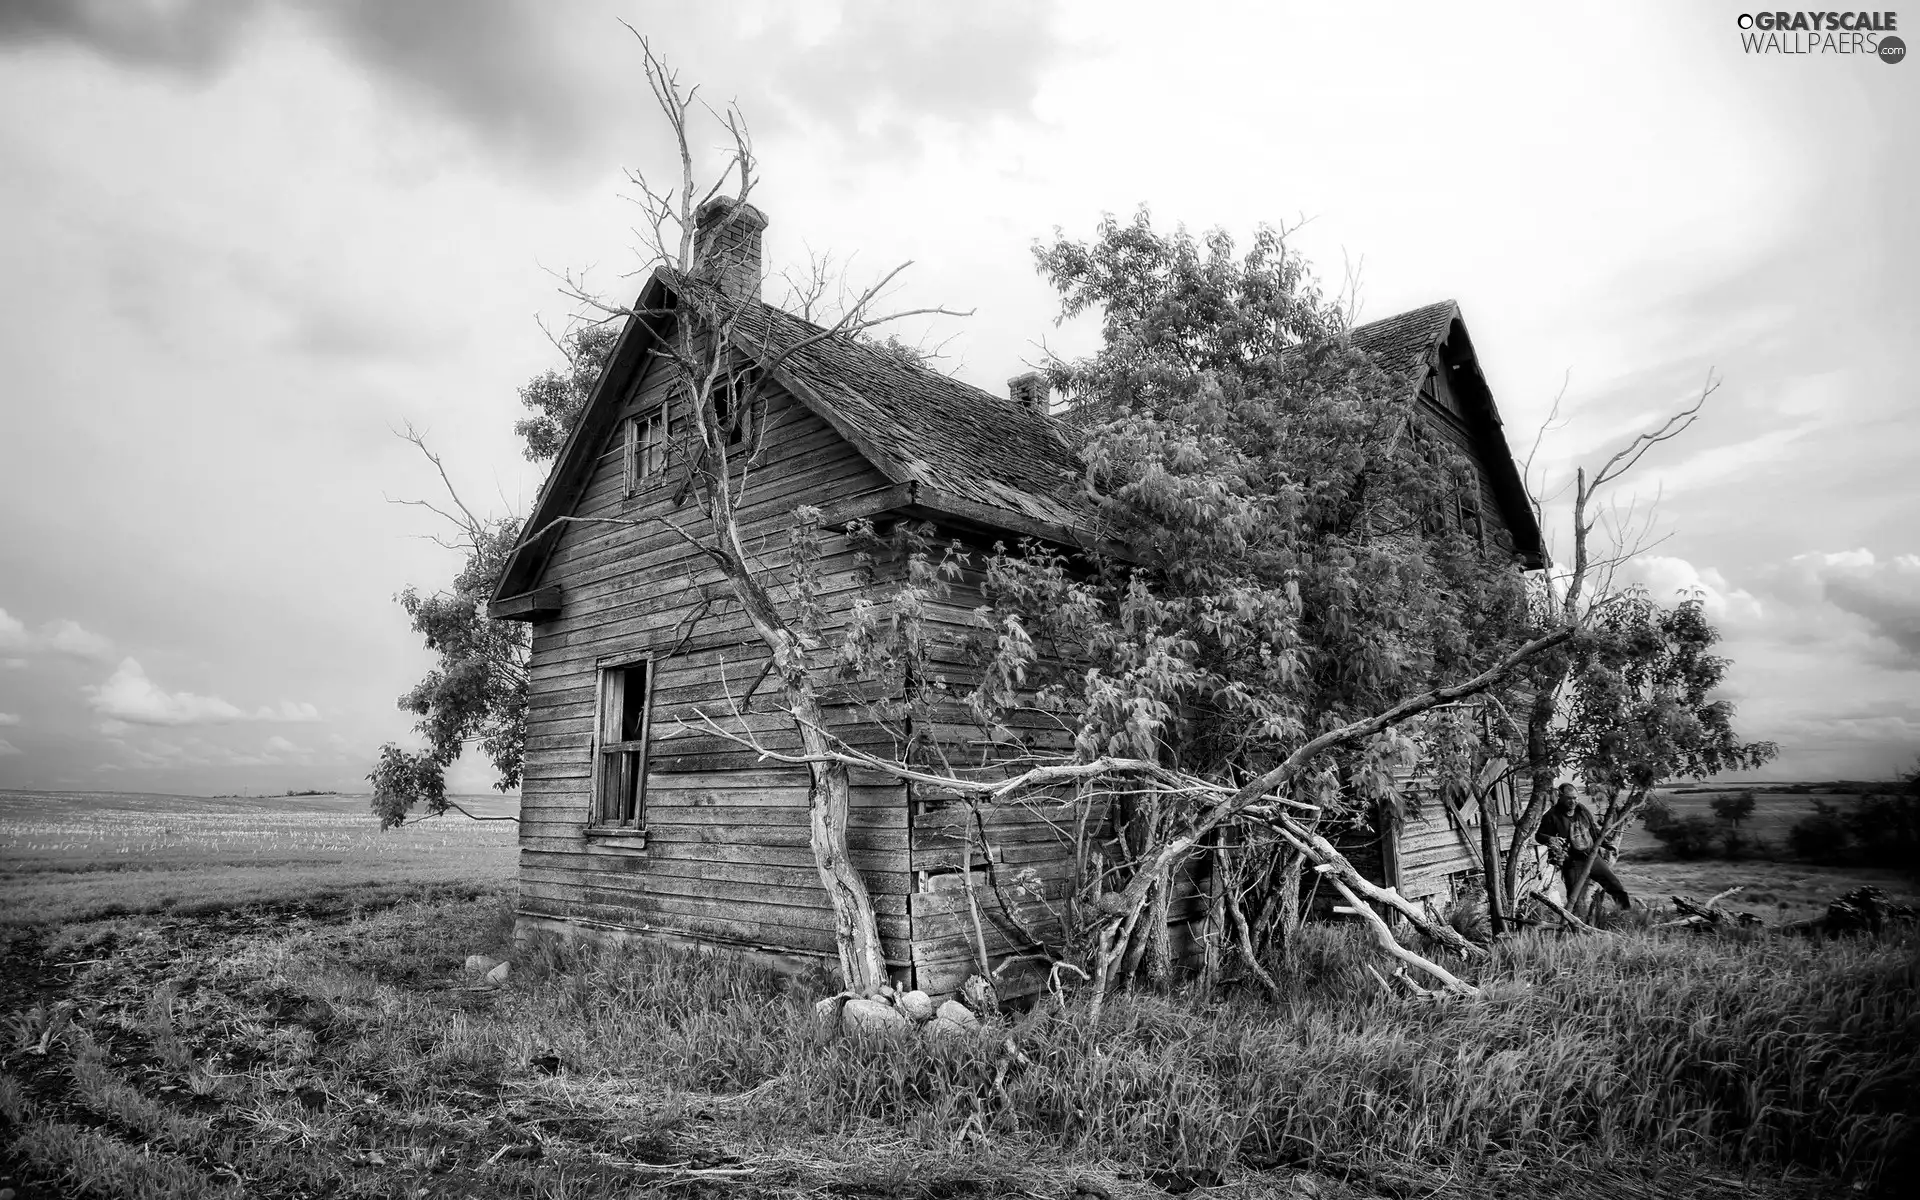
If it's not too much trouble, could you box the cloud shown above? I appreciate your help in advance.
[1610,551,1920,779]
[0,0,619,171]
[0,713,19,726]
[1626,555,1764,627]
[0,608,117,662]
[0,740,20,757]
[1811,552,1920,657]
[83,658,320,726]
[38,618,116,661]
[0,1,1067,175]
[1773,549,1920,663]
[752,1,1064,148]
[0,0,261,74]
[2,659,24,670]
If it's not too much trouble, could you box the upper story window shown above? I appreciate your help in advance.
[622,411,669,497]
[711,369,758,448]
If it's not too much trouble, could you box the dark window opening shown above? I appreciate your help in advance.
[594,661,652,828]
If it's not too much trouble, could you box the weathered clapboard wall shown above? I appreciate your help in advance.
[895,562,1211,997]
[1385,773,1511,907]
[515,353,922,972]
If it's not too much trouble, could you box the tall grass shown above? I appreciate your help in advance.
[12,893,1908,1197]
[484,917,1915,1189]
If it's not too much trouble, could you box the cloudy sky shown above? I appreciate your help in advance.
[0,1,1913,795]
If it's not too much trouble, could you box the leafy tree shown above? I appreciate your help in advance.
[1555,592,1777,903]
[1710,790,1757,828]
[937,210,1537,979]
[514,323,621,461]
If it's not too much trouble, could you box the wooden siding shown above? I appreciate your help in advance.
[1418,375,1520,562]
[515,353,916,971]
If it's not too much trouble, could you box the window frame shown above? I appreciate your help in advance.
[622,410,670,498]
[587,655,655,838]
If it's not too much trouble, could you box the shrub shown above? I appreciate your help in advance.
[1650,815,1724,859]
[1845,792,1920,875]
[1789,800,1853,863]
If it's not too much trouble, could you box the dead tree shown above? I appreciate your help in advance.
[531,35,966,995]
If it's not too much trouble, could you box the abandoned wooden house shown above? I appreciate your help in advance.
[489,200,1548,993]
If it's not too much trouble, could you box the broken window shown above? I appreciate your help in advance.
[593,660,653,828]
[622,411,669,497]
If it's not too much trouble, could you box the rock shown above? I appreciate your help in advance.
[895,989,936,1022]
[935,999,980,1029]
[921,1013,975,1036]
[812,995,846,1038]
[484,961,511,986]
[841,996,909,1035]
[465,954,500,975]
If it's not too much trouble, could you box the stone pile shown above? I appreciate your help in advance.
[818,977,994,1041]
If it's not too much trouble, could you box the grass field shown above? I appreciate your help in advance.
[0,790,518,926]
[0,786,1913,1199]
[1617,785,1868,858]
[1608,787,1920,922]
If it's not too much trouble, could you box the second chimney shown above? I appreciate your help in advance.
[692,196,768,301]
[1008,371,1049,413]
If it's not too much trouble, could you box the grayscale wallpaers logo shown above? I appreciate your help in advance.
[1736,11,1905,59]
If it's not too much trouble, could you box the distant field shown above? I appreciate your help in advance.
[1608,785,1917,922]
[0,789,518,926]
[1617,786,1867,857]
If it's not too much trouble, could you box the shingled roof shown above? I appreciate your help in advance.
[1347,300,1461,378]
[493,277,1543,612]
[693,275,1086,530]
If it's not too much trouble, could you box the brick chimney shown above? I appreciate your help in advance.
[1008,371,1049,413]
[692,196,768,301]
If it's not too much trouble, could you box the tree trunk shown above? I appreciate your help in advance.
[1269,844,1306,963]
[1505,679,1560,904]
[1201,834,1225,994]
[1479,784,1507,936]
[790,680,890,993]
[714,537,888,995]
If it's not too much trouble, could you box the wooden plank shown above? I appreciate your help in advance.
[517,861,911,916]
[512,883,912,961]
[518,849,916,896]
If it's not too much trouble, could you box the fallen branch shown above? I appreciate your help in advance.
[1274,820,1490,960]
[1526,887,1603,934]
[1328,875,1477,996]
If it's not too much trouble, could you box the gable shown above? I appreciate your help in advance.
[492,302,897,612]
[1349,303,1545,569]
[493,270,1104,615]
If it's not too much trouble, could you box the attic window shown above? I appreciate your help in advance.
[591,660,653,832]
[714,388,749,447]
[622,411,669,497]
[712,369,758,448]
